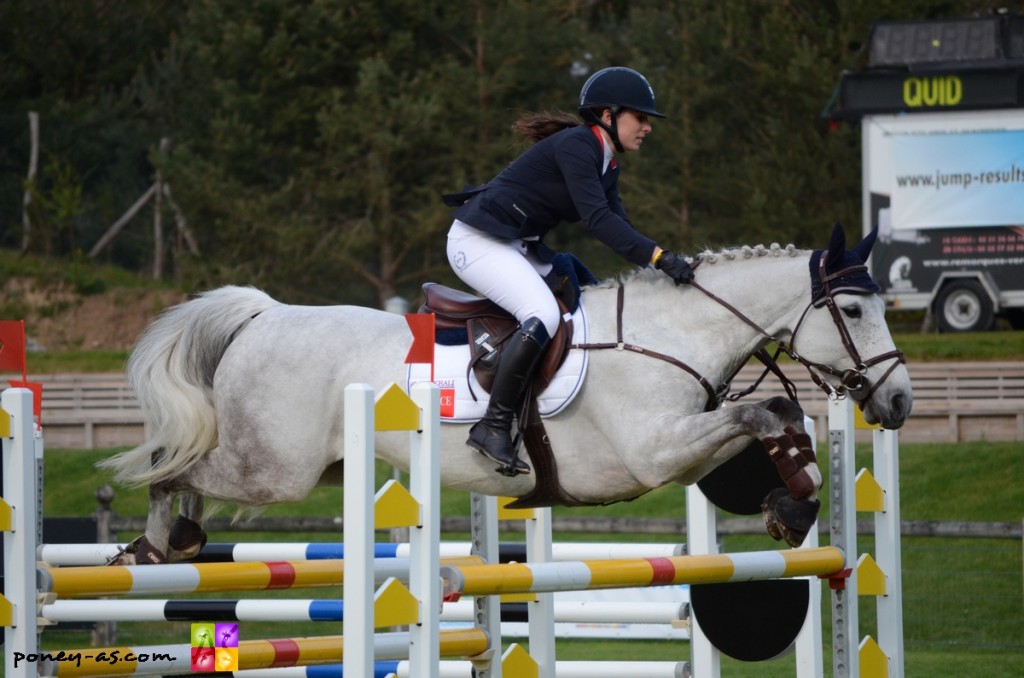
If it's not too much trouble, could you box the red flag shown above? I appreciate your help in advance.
[0,320,26,377]
[8,380,43,423]
[404,313,435,365]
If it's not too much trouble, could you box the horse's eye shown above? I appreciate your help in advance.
[842,305,862,319]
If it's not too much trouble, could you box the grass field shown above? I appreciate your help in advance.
[8,440,1020,677]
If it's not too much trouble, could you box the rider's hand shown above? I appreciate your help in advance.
[655,251,694,285]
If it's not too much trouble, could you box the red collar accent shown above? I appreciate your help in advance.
[589,125,617,171]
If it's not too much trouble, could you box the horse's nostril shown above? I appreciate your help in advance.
[891,392,907,416]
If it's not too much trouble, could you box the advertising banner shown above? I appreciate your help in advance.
[890,130,1024,230]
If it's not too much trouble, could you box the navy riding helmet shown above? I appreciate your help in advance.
[578,67,666,152]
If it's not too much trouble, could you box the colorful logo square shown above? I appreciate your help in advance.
[191,623,215,649]
[216,623,239,647]
[216,648,239,671]
[191,647,215,673]
[192,622,240,672]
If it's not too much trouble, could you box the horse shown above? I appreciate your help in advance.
[101,223,912,564]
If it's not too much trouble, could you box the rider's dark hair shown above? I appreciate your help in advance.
[511,111,583,144]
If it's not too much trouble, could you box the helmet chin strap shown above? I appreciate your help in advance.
[601,106,625,153]
[583,106,625,153]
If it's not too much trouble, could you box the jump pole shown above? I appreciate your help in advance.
[39,559,343,598]
[41,629,489,677]
[38,555,482,597]
[440,547,845,597]
[242,659,690,678]
[37,540,686,567]
[40,597,688,625]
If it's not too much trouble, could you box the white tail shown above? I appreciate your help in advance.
[99,286,280,486]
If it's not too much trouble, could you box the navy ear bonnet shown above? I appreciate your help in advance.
[809,223,880,305]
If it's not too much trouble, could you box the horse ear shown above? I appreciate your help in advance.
[851,226,878,262]
[826,221,846,265]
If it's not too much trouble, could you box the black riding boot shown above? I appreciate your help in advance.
[467,317,550,476]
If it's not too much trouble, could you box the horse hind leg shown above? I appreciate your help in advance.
[107,482,176,565]
[167,492,208,562]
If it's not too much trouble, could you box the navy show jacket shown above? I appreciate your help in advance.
[444,124,657,267]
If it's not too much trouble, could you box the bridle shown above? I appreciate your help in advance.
[571,255,906,409]
[786,256,907,404]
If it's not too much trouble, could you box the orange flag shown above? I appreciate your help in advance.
[404,313,435,366]
[8,380,43,423]
[0,320,27,379]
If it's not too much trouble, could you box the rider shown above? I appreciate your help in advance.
[443,66,695,476]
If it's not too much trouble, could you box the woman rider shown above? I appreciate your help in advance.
[444,66,694,476]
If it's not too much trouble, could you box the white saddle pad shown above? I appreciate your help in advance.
[407,305,589,423]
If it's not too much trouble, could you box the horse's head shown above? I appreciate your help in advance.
[791,223,913,429]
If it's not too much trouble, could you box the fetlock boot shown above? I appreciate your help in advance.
[467,317,550,476]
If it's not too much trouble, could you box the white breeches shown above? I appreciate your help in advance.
[446,220,560,336]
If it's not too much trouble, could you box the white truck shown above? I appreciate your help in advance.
[862,109,1024,331]
[829,13,1024,331]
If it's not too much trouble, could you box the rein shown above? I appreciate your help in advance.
[571,257,906,409]
[689,257,905,404]
[570,284,724,411]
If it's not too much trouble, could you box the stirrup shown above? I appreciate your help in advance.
[467,424,531,477]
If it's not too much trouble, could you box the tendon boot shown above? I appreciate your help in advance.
[467,317,550,476]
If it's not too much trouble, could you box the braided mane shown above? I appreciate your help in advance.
[693,242,807,264]
[593,242,811,289]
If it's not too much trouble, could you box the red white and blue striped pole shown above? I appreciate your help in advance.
[38,540,685,567]
[40,597,688,625]
[225,660,690,678]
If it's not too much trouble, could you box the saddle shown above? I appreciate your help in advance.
[419,282,573,396]
[417,281,588,508]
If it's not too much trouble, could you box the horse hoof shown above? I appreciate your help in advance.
[763,511,784,542]
[168,516,208,561]
[169,542,204,562]
[761,488,820,548]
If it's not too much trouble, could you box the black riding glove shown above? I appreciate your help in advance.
[655,251,694,285]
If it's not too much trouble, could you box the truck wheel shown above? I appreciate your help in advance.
[935,280,994,332]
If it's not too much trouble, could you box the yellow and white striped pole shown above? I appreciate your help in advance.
[441,546,845,599]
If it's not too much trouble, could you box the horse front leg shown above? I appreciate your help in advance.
[755,397,822,547]
[758,396,823,500]
[167,492,208,562]
[657,397,821,548]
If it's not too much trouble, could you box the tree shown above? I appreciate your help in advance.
[0,0,183,260]
[1,0,1001,299]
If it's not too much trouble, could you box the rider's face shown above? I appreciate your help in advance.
[602,108,652,152]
